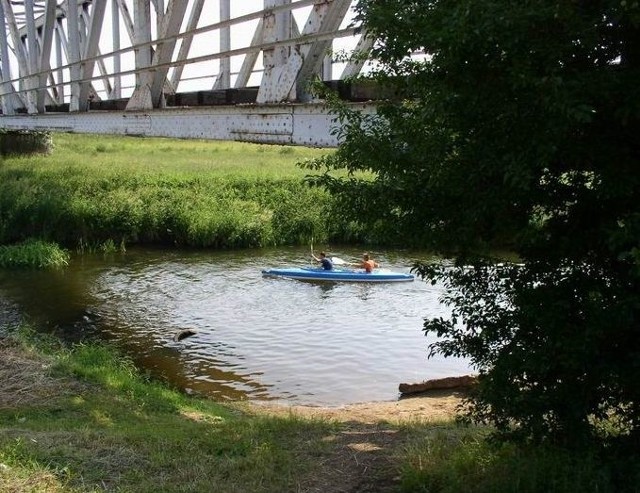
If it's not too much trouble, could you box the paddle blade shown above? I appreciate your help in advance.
[331,257,347,265]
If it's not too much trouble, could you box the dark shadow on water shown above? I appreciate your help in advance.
[398,388,474,401]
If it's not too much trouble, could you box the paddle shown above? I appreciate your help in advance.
[310,237,316,266]
[311,238,349,267]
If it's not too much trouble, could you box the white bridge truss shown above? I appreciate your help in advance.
[0,0,376,146]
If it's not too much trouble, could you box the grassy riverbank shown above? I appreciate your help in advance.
[0,328,451,492]
[0,134,368,251]
[1,329,633,493]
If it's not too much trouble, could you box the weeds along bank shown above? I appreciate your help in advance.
[0,134,367,250]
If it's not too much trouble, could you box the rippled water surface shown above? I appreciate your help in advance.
[0,247,471,405]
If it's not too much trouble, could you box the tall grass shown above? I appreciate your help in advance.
[398,426,640,493]
[0,134,365,249]
[0,239,69,269]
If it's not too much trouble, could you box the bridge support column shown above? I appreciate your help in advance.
[257,0,352,103]
[213,0,231,89]
[0,131,53,156]
[257,0,301,103]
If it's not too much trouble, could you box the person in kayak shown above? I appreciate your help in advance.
[312,251,333,270]
[353,253,380,273]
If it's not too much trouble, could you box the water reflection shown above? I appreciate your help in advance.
[316,282,337,298]
[0,246,471,405]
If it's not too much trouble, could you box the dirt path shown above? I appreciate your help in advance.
[237,392,466,493]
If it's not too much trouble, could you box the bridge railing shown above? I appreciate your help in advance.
[0,0,374,116]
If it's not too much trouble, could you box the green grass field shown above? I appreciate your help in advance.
[0,133,370,251]
[49,133,325,178]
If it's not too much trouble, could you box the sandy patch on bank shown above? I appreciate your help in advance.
[236,389,466,424]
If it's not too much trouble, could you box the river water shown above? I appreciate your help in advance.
[0,246,471,406]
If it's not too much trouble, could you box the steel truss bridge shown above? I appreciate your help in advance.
[0,0,376,147]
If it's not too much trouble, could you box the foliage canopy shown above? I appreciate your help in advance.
[305,0,640,449]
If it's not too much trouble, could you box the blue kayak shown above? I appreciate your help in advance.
[262,267,414,283]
